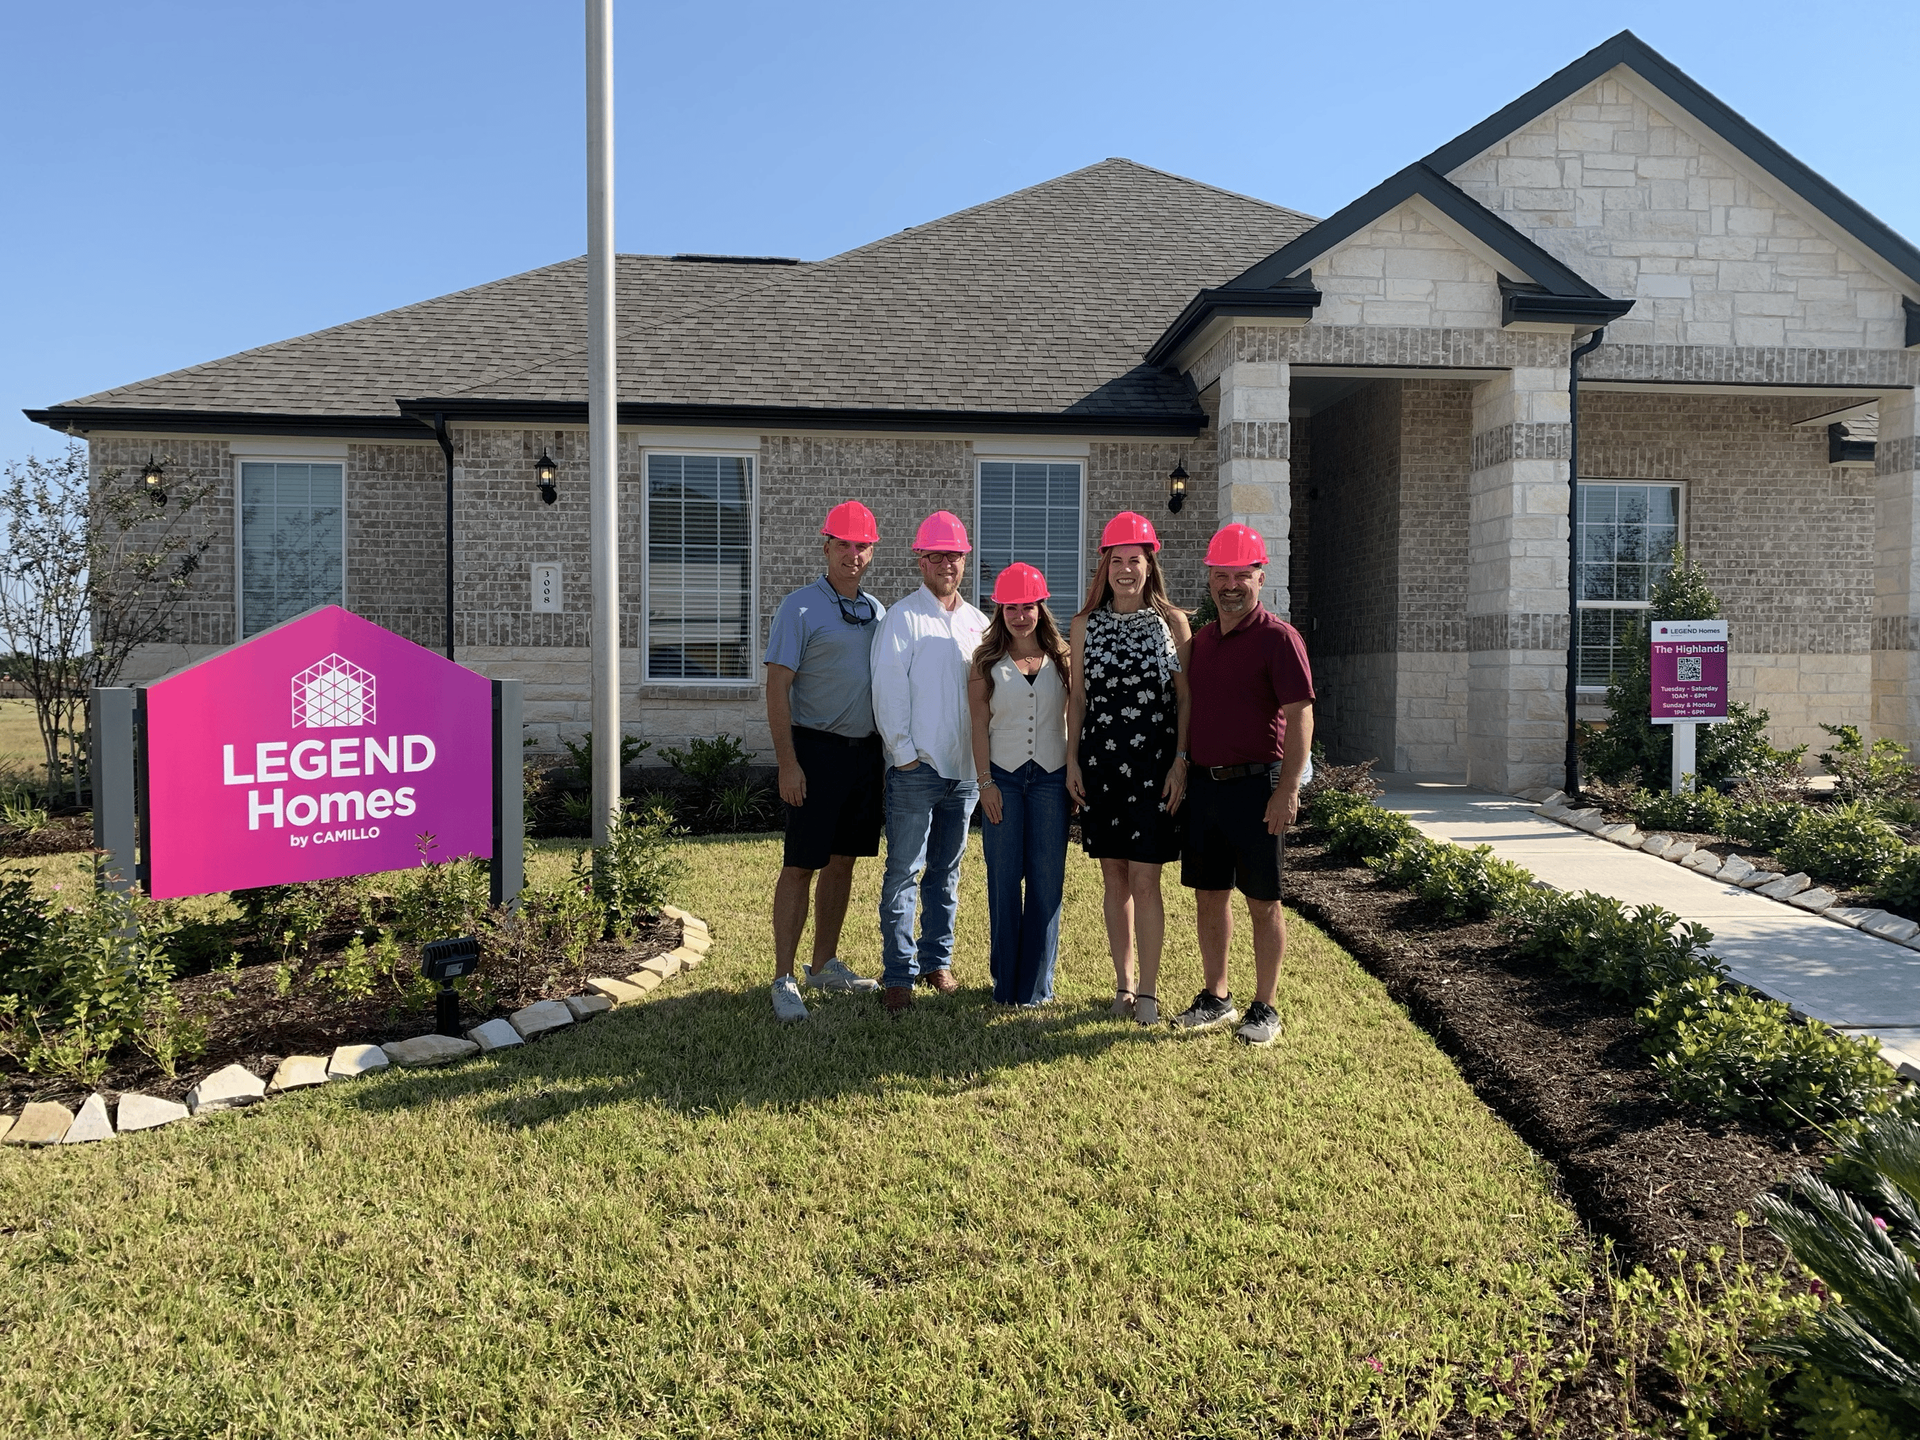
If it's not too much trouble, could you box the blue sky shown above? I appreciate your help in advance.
[4,1,1916,467]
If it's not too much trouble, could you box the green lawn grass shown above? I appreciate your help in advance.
[0,835,1587,1438]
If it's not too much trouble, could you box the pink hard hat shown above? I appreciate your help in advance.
[912,510,971,553]
[990,562,1049,605]
[1099,511,1160,552]
[821,501,879,544]
[1204,523,1269,567]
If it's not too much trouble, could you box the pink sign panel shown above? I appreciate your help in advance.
[1649,619,1729,724]
[143,606,493,899]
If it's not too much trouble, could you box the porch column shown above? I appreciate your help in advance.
[1466,362,1571,794]
[1215,347,1293,616]
[1874,391,1920,748]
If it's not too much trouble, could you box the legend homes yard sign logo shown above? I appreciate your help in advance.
[143,606,493,899]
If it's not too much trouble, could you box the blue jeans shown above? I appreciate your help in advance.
[981,761,1069,1005]
[879,763,979,988]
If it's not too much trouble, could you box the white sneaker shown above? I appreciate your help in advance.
[771,975,808,1021]
[804,957,881,993]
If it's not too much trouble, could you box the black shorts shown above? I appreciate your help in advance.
[1180,767,1285,901]
[783,727,885,870]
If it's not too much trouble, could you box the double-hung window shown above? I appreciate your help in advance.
[1575,480,1682,689]
[644,452,756,682]
[240,461,345,637]
[975,460,1084,608]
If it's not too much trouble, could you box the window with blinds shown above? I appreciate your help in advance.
[240,461,345,637]
[975,460,1083,608]
[1576,480,1683,689]
[644,452,756,682]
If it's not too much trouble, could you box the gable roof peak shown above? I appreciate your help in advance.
[1422,28,1920,290]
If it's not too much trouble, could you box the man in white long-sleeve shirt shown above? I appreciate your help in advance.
[870,510,989,1014]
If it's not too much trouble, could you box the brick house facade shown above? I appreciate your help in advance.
[31,32,1920,792]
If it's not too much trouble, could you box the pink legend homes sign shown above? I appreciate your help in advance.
[1649,619,1730,725]
[142,606,494,899]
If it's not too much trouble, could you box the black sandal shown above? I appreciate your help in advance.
[1134,993,1161,1026]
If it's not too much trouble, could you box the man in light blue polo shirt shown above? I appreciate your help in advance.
[763,501,889,1020]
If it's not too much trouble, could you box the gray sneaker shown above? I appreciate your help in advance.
[1235,1001,1281,1046]
[804,957,881,993]
[771,975,808,1021]
[1171,991,1239,1032]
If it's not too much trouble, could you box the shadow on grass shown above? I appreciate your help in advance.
[340,979,1142,1129]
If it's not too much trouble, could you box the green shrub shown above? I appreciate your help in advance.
[1726,800,1802,852]
[596,798,686,939]
[1628,786,1732,835]
[1504,890,1721,1000]
[1369,839,1535,921]
[1818,725,1920,812]
[1640,977,1898,1127]
[1870,849,1920,913]
[1774,802,1905,889]
[392,837,491,944]
[1318,799,1423,865]
[1757,1113,1920,1431]
[1299,753,1381,808]
[560,730,651,791]
[0,862,184,1084]
[1784,1370,1906,1440]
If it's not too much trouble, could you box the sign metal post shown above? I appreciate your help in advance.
[1649,619,1729,794]
[89,687,138,894]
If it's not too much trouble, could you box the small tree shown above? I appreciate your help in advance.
[1581,547,1803,790]
[0,443,213,803]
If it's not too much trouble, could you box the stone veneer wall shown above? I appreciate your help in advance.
[1580,393,1873,753]
[1446,73,1907,351]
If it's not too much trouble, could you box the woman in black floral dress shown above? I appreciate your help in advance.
[1066,512,1191,1027]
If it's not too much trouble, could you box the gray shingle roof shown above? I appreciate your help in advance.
[44,160,1315,426]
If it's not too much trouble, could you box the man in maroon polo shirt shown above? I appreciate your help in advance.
[1172,523,1314,1046]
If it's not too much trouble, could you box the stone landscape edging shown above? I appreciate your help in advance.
[0,908,712,1148]
[1512,787,1920,949]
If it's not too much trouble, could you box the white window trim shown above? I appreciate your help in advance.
[971,456,1087,609]
[235,455,349,639]
[1574,477,1687,693]
[640,446,760,687]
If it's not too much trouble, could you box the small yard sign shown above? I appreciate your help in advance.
[1649,618,1728,794]
[138,606,498,899]
[1649,619,1729,724]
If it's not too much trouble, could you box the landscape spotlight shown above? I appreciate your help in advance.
[421,934,481,1036]
[534,450,559,505]
[1166,456,1189,514]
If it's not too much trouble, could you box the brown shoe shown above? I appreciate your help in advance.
[922,968,959,995]
[884,985,914,1015]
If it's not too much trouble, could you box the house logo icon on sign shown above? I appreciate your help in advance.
[291,653,376,728]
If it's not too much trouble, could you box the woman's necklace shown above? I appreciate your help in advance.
[1008,645,1045,677]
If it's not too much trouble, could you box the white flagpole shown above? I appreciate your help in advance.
[586,0,618,846]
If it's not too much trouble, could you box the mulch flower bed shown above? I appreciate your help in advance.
[1283,836,1826,1273]
[0,814,96,859]
[1,916,680,1112]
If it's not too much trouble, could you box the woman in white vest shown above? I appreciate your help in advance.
[967,563,1071,1006]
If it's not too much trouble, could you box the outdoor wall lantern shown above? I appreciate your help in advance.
[141,453,168,508]
[1166,456,1189,514]
[534,450,559,505]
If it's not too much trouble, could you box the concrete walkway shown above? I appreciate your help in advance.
[1373,775,1920,1077]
